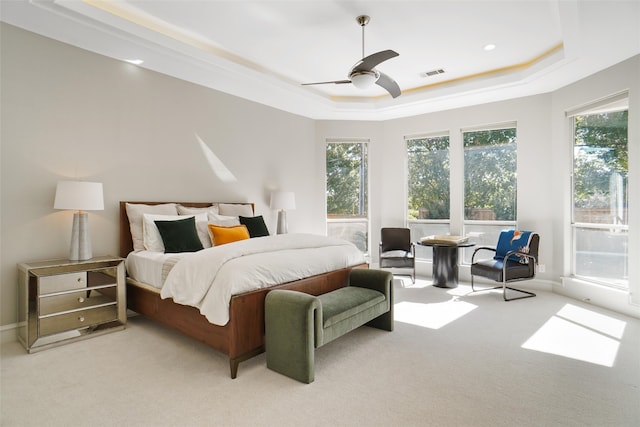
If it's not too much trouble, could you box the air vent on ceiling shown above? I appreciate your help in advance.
[423,68,445,77]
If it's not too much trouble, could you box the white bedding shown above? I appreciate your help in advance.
[125,251,189,289]
[158,233,365,326]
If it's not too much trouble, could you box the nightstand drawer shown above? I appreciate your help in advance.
[39,305,117,336]
[39,272,86,294]
[39,288,116,316]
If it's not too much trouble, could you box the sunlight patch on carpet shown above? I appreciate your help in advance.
[394,299,477,329]
[522,304,626,367]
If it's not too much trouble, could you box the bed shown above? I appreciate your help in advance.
[119,201,367,378]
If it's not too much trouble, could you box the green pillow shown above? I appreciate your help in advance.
[239,215,270,238]
[155,216,204,253]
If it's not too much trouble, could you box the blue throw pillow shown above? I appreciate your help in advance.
[494,230,533,263]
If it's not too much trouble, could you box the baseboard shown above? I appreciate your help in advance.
[556,277,640,319]
[1,323,17,344]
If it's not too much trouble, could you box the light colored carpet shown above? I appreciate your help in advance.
[1,279,639,427]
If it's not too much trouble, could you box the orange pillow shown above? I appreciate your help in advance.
[208,224,250,246]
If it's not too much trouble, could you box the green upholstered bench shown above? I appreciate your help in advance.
[265,269,394,383]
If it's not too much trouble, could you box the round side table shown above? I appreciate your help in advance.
[417,241,475,288]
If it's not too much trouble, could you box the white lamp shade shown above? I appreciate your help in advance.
[54,181,104,211]
[270,191,296,210]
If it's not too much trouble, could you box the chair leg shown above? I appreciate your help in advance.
[471,275,536,301]
[502,281,536,301]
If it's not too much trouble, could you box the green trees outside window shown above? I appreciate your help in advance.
[573,111,628,225]
[326,142,368,217]
[463,128,517,221]
[572,108,628,287]
[326,142,368,252]
[407,136,450,220]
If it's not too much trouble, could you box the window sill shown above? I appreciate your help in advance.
[557,277,639,319]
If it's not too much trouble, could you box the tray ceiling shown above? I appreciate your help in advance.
[2,0,639,120]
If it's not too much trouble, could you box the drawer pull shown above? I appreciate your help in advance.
[78,297,85,303]
[78,316,85,322]
[77,277,83,283]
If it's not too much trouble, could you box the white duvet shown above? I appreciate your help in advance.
[160,233,365,326]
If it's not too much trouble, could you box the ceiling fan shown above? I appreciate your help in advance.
[302,15,401,98]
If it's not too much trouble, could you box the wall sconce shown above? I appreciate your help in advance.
[54,181,104,261]
[270,191,295,234]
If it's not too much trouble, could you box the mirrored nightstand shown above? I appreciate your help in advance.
[17,256,126,352]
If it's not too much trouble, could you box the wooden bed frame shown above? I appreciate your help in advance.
[119,201,366,378]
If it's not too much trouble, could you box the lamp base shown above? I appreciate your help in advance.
[70,212,92,261]
[276,210,288,234]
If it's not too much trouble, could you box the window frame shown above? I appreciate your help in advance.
[325,138,370,255]
[405,132,451,261]
[461,122,518,264]
[567,93,629,289]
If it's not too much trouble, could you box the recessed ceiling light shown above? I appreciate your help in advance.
[483,44,496,51]
[124,59,144,65]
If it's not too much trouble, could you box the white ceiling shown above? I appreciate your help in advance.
[2,0,639,120]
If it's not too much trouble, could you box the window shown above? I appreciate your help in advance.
[406,134,450,260]
[569,94,628,289]
[326,140,368,253]
[462,124,517,262]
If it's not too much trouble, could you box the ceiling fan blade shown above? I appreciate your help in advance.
[301,80,351,86]
[375,72,401,98]
[352,49,399,73]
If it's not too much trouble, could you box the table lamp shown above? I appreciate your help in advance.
[54,181,104,261]
[270,191,295,234]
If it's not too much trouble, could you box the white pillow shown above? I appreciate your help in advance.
[177,204,219,215]
[218,203,253,217]
[195,219,213,249]
[205,213,241,246]
[207,212,240,226]
[143,213,207,252]
[126,203,178,252]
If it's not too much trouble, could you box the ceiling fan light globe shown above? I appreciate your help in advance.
[351,71,378,89]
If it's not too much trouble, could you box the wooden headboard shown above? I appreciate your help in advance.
[119,201,255,258]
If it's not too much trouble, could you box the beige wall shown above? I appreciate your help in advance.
[0,24,320,326]
[2,23,639,328]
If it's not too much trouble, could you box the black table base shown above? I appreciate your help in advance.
[418,241,475,289]
[432,245,461,288]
